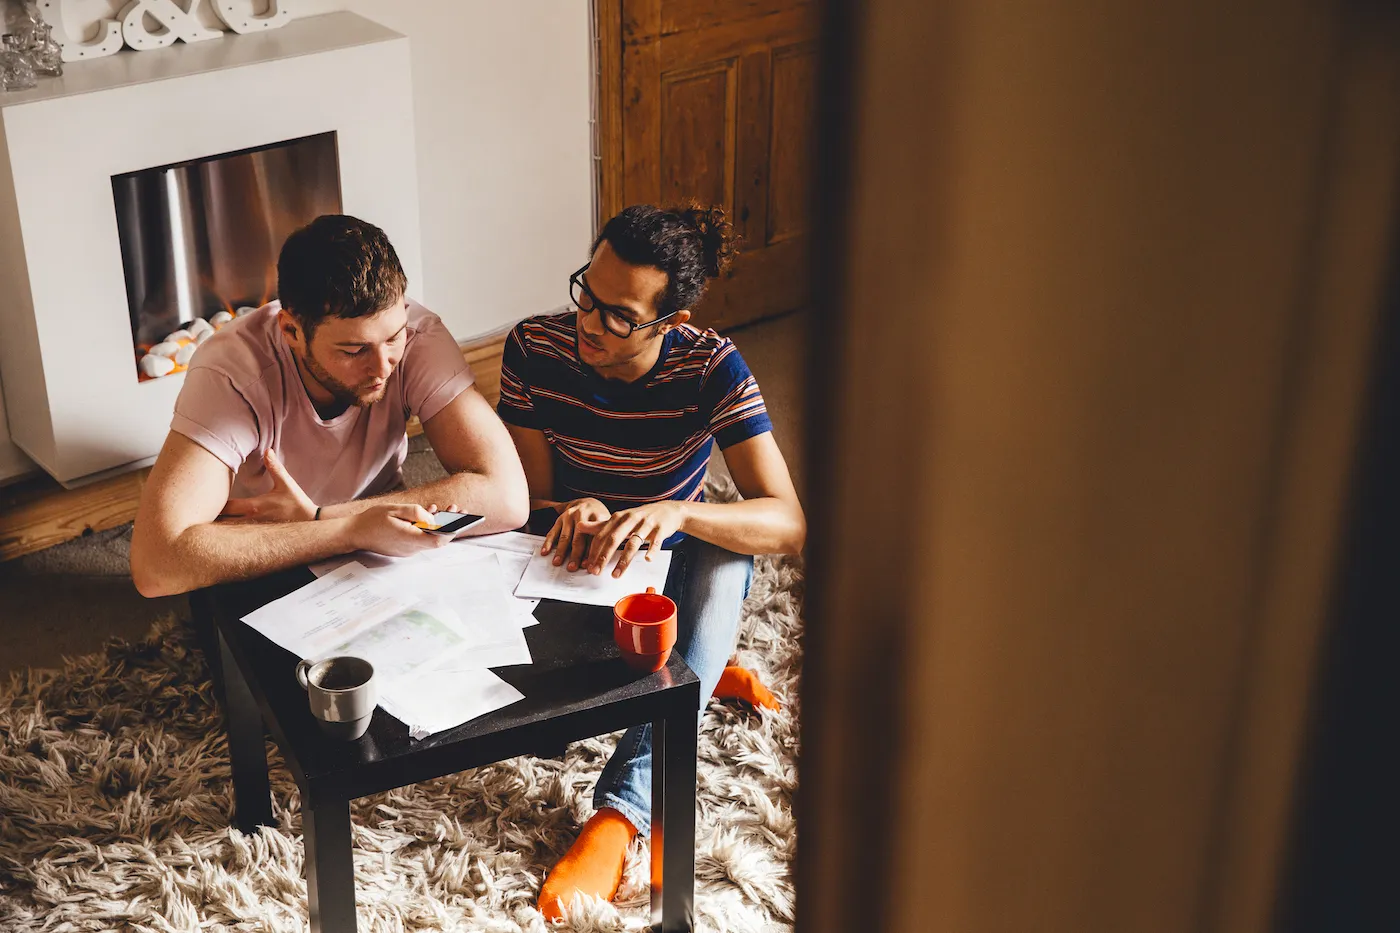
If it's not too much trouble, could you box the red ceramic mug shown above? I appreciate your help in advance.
[613,586,678,673]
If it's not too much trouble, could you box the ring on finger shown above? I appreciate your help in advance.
[626,533,645,545]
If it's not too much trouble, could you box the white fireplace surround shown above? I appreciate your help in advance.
[0,12,421,487]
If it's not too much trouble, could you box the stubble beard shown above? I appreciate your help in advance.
[579,325,661,374]
[299,348,387,408]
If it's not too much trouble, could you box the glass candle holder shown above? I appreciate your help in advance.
[12,20,60,77]
[1,33,38,92]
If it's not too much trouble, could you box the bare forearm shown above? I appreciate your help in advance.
[680,498,806,555]
[321,472,527,533]
[134,519,354,597]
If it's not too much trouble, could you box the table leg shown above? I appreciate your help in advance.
[187,590,224,696]
[218,628,273,833]
[650,694,698,932]
[305,797,358,933]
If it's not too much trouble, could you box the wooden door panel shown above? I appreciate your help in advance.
[701,235,807,332]
[621,19,662,207]
[734,48,773,246]
[659,7,817,68]
[662,0,812,35]
[767,43,817,245]
[613,0,817,329]
[660,62,737,211]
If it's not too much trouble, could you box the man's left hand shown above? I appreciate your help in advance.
[219,449,318,524]
[577,500,687,577]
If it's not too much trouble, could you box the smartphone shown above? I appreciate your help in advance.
[412,511,486,537]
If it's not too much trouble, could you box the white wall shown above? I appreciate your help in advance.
[48,0,594,339]
[300,0,594,339]
[0,381,33,485]
[0,1,593,484]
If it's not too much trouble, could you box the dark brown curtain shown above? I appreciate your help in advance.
[797,3,1400,932]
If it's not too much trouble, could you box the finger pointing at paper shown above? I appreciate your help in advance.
[541,497,611,571]
[578,500,686,577]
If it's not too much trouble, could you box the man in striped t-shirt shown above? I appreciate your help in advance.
[498,204,806,920]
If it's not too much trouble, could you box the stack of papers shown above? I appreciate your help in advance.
[309,530,544,628]
[245,551,531,739]
[245,531,675,740]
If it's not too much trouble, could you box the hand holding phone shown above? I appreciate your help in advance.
[412,511,486,538]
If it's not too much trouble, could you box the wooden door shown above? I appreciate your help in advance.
[598,0,819,331]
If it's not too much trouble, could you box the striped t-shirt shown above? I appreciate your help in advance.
[497,311,772,515]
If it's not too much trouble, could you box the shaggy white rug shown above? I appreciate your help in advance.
[0,543,803,932]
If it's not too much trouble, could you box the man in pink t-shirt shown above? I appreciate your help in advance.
[129,215,528,597]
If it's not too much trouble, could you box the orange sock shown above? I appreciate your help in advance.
[538,808,637,921]
[712,665,781,711]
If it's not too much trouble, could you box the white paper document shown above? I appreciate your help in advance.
[367,536,547,736]
[309,533,544,627]
[242,557,533,740]
[482,550,539,626]
[308,551,403,578]
[241,562,415,659]
[513,549,674,607]
[380,549,534,667]
[456,533,545,625]
[242,560,515,672]
[378,667,525,741]
[462,530,548,555]
[369,550,532,736]
[322,598,484,681]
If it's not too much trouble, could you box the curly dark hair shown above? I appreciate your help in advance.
[276,214,407,336]
[592,203,738,317]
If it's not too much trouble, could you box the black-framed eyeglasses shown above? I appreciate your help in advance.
[569,264,679,339]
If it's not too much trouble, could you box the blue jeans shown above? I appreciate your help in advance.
[592,536,754,837]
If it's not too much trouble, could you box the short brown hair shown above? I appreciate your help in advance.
[276,214,407,335]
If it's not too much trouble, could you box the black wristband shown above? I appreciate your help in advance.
[314,506,322,521]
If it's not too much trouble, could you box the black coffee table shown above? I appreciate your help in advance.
[190,553,697,933]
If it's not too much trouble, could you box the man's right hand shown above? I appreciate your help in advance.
[541,498,611,571]
[347,504,455,557]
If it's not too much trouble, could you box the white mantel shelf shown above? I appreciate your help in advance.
[0,12,396,109]
[0,10,422,487]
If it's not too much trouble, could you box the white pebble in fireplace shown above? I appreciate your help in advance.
[138,314,227,381]
[0,12,422,487]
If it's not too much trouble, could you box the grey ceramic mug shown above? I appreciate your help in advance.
[295,656,377,740]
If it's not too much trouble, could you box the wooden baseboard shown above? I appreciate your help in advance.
[0,332,508,562]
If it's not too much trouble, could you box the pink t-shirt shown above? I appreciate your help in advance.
[170,299,474,504]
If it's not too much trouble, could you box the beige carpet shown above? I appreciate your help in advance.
[0,511,803,931]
